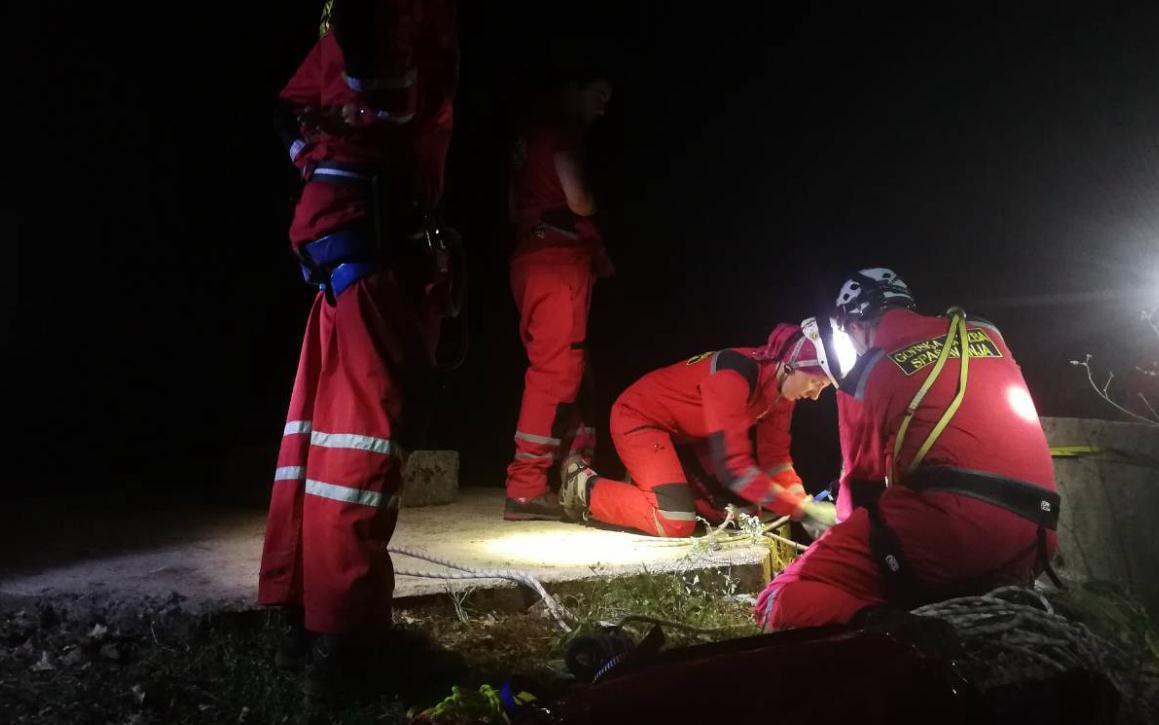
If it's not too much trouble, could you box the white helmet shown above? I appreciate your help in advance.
[834,267,916,329]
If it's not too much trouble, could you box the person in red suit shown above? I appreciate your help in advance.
[558,321,838,537]
[755,268,1060,631]
[257,0,458,700]
[503,71,615,520]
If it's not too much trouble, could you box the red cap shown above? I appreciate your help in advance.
[756,323,824,373]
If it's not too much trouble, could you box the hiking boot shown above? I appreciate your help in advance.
[304,634,373,703]
[503,492,563,521]
[274,606,311,670]
[559,458,596,522]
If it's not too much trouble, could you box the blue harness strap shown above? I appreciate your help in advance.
[298,226,379,300]
[325,261,379,296]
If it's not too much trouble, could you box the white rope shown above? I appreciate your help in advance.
[645,514,796,548]
[764,515,791,530]
[389,545,573,633]
[763,530,809,552]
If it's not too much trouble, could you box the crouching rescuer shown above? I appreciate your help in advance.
[755,268,1060,630]
[558,320,839,537]
[257,0,460,701]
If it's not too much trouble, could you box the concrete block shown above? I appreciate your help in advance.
[1041,417,1159,616]
[401,450,460,508]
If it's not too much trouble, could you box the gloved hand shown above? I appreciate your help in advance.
[798,500,837,541]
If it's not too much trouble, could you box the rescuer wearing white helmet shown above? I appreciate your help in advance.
[755,267,1061,631]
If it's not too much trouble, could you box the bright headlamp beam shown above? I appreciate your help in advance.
[833,328,859,377]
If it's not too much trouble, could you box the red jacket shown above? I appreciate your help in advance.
[278,0,458,242]
[836,308,1056,521]
[509,117,606,262]
[616,349,809,517]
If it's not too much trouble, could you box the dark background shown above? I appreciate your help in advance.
[8,3,1159,502]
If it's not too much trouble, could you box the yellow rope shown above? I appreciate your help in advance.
[1049,446,1105,457]
[319,0,334,37]
[892,308,970,480]
[910,307,971,472]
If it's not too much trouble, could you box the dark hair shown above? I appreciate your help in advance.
[534,59,613,93]
[558,68,612,90]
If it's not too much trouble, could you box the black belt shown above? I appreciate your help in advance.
[905,465,1060,531]
[865,466,1063,606]
[534,207,583,239]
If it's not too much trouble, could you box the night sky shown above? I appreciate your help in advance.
[9,3,1159,501]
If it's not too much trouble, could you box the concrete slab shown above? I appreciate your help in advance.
[1041,416,1159,616]
[390,489,770,598]
[0,489,769,615]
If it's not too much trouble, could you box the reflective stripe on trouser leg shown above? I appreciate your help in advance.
[508,429,560,500]
[512,429,560,463]
[506,251,594,499]
[589,478,698,538]
[650,482,698,537]
[258,299,324,608]
[288,269,433,636]
[302,457,402,636]
[514,430,562,447]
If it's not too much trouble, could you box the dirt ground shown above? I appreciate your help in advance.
[0,490,777,724]
[5,576,1159,724]
[0,570,758,725]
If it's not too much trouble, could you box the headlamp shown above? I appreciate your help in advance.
[799,316,860,388]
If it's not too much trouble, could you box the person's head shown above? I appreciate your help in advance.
[756,323,835,401]
[780,368,832,401]
[833,267,916,354]
[561,75,613,126]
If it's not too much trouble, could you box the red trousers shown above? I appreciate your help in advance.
[587,403,725,537]
[258,265,438,635]
[755,486,1057,630]
[505,247,597,500]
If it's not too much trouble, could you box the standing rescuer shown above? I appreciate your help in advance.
[503,72,615,521]
[756,268,1060,630]
[257,0,458,701]
[557,321,838,537]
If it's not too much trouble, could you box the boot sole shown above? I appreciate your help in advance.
[502,511,563,521]
[560,508,587,523]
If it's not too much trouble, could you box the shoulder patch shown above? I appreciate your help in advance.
[888,328,1003,376]
[710,350,760,397]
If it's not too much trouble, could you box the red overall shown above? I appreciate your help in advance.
[588,349,810,537]
[257,0,457,636]
[505,118,611,500]
[756,309,1058,630]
